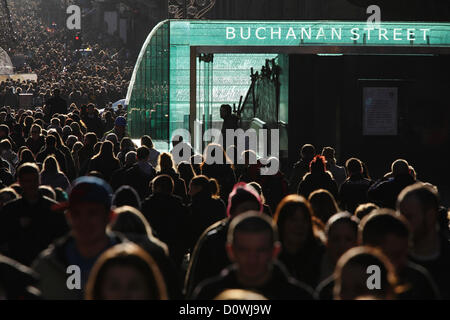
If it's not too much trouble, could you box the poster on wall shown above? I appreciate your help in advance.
[363,87,398,135]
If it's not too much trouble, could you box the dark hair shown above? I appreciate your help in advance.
[360,209,410,246]
[397,183,440,213]
[354,203,379,220]
[85,243,168,300]
[325,212,360,238]
[228,212,278,245]
[151,175,174,195]
[346,158,363,175]
[17,163,40,179]
[42,155,60,174]
[310,155,327,173]
[308,189,339,224]
[136,146,150,161]
[334,246,397,300]
[300,144,315,159]
[39,185,56,200]
[141,135,154,149]
[85,132,98,146]
[274,194,314,245]
[45,135,56,148]
[112,186,142,211]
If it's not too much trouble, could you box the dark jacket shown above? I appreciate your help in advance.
[0,254,41,300]
[124,162,156,200]
[26,135,45,157]
[339,173,373,213]
[0,195,69,266]
[87,156,121,182]
[409,236,450,299]
[82,115,104,140]
[32,232,127,300]
[185,218,231,297]
[368,174,416,209]
[289,158,313,193]
[186,191,226,252]
[191,262,315,300]
[297,171,339,200]
[142,193,188,268]
[278,238,326,288]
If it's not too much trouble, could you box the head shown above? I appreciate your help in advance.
[309,155,327,174]
[274,194,315,252]
[114,116,126,135]
[360,209,411,270]
[189,175,212,198]
[391,159,410,177]
[325,212,359,263]
[321,147,336,165]
[30,124,41,140]
[334,246,397,300]
[136,146,150,162]
[220,104,232,119]
[157,152,174,172]
[17,163,40,199]
[300,144,315,161]
[42,155,60,174]
[346,158,363,177]
[62,176,113,247]
[0,187,19,209]
[112,186,141,211]
[226,212,281,286]
[151,175,174,195]
[397,183,439,244]
[354,203,379,220]
[140,135,153,149]
[308,189,339,224]
[39,185,56,200]
[227,183,263,218]
[85,243,167,300]
[84,132,97,147]
[45,135,56,149]
[125,151,137,167]
[109,206,153,239]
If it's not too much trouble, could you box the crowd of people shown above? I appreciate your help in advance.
[0,91,448,300]
[0,0,448,302]
[0,0,133,111]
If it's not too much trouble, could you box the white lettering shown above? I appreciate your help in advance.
[226,27,236,40]
[350,28,360,41]
[256,27,266,40]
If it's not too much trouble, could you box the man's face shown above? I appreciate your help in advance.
[68,202,109,245]
[18,173,40,197]
[380,234,409,270]
[399,197,427,241]
[232,200,260,217]
[228,231,276,284]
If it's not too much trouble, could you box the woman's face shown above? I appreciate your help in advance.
[100,265,152,300]
[327,222,358,263]
[282,208,310,249]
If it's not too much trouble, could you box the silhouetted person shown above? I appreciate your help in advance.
[322,147,347,188]
[368,159,415,209]
[289,144,315,193]
[297,155,338,200]
[192,212,314,300]
[339,158,373,213]
[398,183,450,299]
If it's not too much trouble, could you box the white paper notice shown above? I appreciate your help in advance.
[363,87,398,135]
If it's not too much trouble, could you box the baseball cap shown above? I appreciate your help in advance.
[115,116,127,127]
[52,176,112,211]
